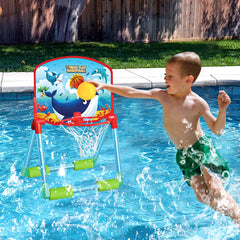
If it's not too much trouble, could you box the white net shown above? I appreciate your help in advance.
[61,122,109,159]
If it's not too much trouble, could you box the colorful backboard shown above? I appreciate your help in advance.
[33,56,113,125]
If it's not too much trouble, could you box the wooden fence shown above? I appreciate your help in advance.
[0,0,240,44]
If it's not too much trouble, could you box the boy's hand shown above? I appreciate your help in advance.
[218,90,231,110]
[88,81,106,92]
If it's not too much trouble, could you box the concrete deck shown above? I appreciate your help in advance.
[0,66,240,93]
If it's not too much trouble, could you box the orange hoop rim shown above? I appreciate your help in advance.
[60,112,111,127]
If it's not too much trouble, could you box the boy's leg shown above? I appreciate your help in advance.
[190,175,215,205]
[201,167,240,223]
[190,169,240,225]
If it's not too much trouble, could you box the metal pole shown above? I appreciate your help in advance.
[73,186,98,193]
[49,165,74,173]
[112,128,123,185]
[94,124,110,160]
[21,131,36,177]
[36,133,50,198]
[23,131,35,168]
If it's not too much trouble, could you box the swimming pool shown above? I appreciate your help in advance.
[1,87,240,239]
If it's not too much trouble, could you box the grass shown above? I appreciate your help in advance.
[0,39,239,72]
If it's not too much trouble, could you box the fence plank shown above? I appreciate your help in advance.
[1,0,240,44]
[111,0,122,41]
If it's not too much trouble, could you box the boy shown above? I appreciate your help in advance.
[91,52,240,226]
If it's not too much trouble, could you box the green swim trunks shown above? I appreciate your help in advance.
[176,135,229,186]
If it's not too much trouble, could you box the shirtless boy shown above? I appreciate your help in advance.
[91,52,240,226]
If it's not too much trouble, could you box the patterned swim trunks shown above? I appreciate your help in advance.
[176,135,229,186]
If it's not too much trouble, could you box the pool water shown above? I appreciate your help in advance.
[1,89,240,239]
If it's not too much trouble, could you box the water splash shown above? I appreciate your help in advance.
[182,118,193,133]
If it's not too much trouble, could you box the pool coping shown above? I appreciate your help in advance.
[0,66,240,94]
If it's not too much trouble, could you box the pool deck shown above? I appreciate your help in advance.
[0,66,240,96]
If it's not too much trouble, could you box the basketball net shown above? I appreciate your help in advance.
[61,120,109,159]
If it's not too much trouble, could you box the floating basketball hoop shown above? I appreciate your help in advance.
[61,113,110,159]
[21,56,123,200]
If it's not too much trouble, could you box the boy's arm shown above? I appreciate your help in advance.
[90,81,165,101]
[201,91,231,135]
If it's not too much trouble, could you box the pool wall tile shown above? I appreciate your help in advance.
[0,92,34,100]
[0,92,17,100]
[233,87,240,95]
[205,86,219,93]
[0,72,3,93]
[1,66,240,99]
[219,86,233,94]
[192,86,205,94]
[217,80,240,86]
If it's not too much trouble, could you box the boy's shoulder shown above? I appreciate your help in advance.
[148,88,168,99]
[191,91,207,102]
[191,91,210,109]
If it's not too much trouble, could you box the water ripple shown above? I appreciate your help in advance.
[0,96,240,239]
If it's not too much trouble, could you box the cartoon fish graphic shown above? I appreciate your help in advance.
[91,68,109,83]
[45,90,98,120]
[44,69,62,85]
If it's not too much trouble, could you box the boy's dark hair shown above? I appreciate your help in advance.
[167,52,201,82]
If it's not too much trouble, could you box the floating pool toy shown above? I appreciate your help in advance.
[21,56,123,201]
[77,82,96,100]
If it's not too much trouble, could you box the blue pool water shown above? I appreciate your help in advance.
[1,88,240,239]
